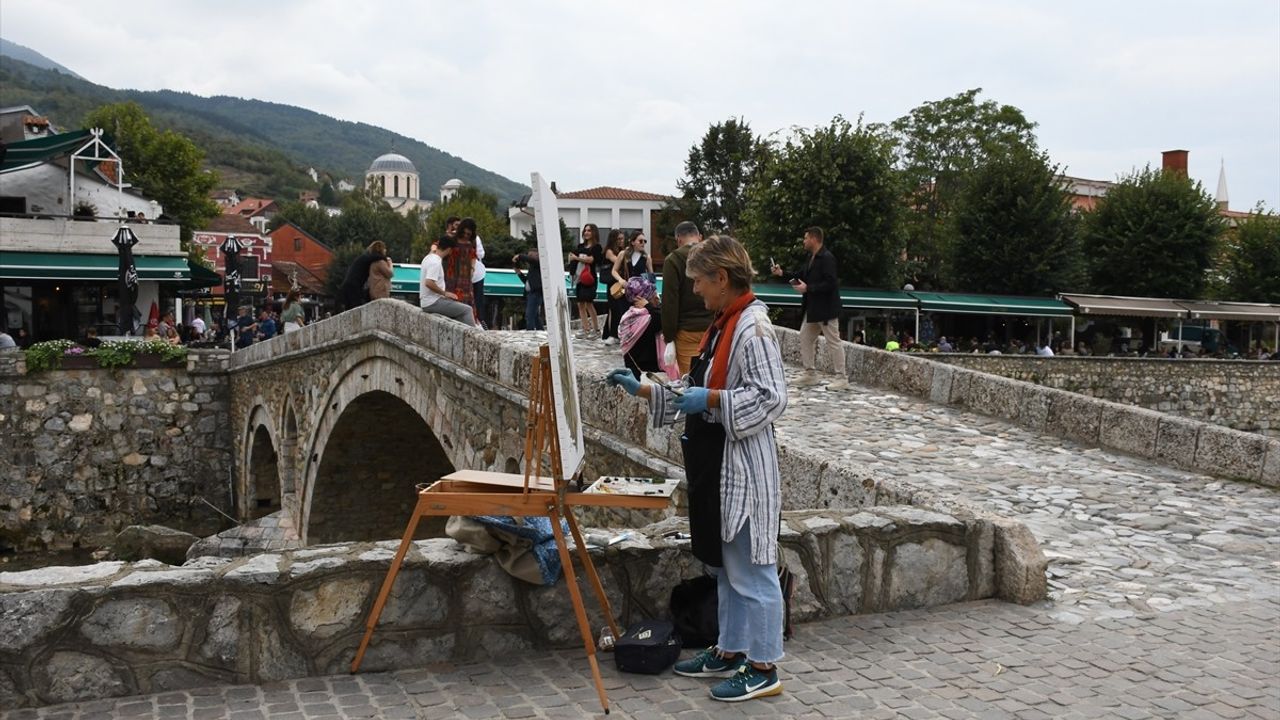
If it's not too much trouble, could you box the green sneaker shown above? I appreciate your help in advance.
[673,647,746,678]
[709,664,782,702]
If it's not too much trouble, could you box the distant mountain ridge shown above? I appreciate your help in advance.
[0,47,529,204]
[0,38,83,80]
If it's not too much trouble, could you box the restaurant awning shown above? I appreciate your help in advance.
[913,292,1073,317]
[1058,293,1189,319]
[0,129,94,173]
[1175,300,1280,323]
[392,265,528,298]
[753,283,918,310]
[0,251,191,281]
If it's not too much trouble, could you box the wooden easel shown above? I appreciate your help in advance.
[351,346,667,715]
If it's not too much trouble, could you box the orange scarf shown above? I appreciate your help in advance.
[698,291,756,390]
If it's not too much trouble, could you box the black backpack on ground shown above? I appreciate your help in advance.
[669,567,797,649]
[614,620,682,674]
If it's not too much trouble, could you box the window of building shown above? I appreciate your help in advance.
[394,176,400,197]
[294,238,303,252]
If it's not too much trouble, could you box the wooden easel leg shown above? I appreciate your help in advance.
[563,506,620,640]
[350,503,426,673]
[549,506,610,715]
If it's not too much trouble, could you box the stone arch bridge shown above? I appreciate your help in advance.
[222,300,684,552]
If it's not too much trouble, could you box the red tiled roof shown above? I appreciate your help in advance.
[203,214,262,234]
[225,197,278,216]
[557,186,670,202]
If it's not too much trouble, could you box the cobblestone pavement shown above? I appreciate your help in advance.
[11,336,1280,719]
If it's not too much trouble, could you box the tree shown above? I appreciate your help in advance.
[949,148,1084,296]
[83,102,220,244]
[323,242,365,301]
[318,181,339,206]
[675,118,772,234]
[1082,166,1224,298]
[334,187,425,262]
[889,88,1040,288]
[418,186,508,260]
[741,116,900,288]
[268,201,338,246]
[1212,207,1280,303]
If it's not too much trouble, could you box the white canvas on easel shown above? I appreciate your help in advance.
[530,172,585,479]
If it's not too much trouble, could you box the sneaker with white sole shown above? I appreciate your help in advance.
[673,648,746,678]
[709,664,782,702]
[826,378,849,391]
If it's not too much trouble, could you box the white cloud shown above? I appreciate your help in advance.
[1,0,1275,207]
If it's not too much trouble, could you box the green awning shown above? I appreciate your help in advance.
[393,266,922,310]
[753,283,913,310]
[392,266,531,298]
[0,129,93,173]
[0,251,191,281]
[911,291,1073,317]
[185,260,222,288]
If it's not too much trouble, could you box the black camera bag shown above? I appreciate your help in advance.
[614,620,681,674]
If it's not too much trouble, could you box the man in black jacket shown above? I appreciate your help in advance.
[772,226,847,389]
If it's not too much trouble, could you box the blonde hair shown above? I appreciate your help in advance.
[686,234,755,290]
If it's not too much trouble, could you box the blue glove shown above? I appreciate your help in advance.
[605,368,641,396]
[673,386,710,415]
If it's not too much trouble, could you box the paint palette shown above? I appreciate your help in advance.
[583,476,681,497]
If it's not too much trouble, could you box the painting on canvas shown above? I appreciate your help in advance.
[531,172,585,478]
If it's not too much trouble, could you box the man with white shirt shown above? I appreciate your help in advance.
[191,314,207,339]
[420,236,476,326]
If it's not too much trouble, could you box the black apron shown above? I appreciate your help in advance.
[680,328,725,567]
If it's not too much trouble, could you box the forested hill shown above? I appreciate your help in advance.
[0,53,529,202]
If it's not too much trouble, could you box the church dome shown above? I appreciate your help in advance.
[443,178,464,188]
[368,153,417,174]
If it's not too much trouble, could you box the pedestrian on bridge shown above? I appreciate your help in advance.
[771,226,847,390]
[607,234,788,704]
[420,236,476,326]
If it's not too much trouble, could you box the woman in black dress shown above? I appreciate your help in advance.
[601,229,627,343]
[567,223,603,339]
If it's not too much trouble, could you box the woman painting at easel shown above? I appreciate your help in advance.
[605,235,788,703]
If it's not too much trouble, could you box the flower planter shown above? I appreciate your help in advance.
[59,356,99,370]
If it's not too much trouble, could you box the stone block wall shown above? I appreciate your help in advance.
[768,327,1278,487]
[928,354,1278,437]
[0,351,233,554]
[0,505,1034,708]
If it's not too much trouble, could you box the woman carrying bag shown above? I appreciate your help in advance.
[605,235,788,703]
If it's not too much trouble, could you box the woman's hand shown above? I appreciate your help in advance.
[605,368,640,396]
[673,386,710,414]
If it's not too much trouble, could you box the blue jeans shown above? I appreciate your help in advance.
[710,520,784,664]
[525,290,544,330]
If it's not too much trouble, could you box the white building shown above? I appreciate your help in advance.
[440,177,464,203]
[0,125,198,340]
[365,152,432,215]
[508,185,669,254]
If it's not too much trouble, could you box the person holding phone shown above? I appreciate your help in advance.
[606,235,789,703]
[770,226,847,390]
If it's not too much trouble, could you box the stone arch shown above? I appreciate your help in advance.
[298,353,460,544]
[243,403,282,520]
[279,397,301,512]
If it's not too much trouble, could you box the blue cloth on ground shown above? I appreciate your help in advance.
[473,515,570,586]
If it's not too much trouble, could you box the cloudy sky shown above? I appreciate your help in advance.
[4,1,1278,208]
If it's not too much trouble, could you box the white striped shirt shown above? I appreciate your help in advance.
[649,300,788,564]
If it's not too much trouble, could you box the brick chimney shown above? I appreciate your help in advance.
[1162,149,1189,178]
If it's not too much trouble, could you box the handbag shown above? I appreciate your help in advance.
[579,264,596,286]
[609,280,626,299]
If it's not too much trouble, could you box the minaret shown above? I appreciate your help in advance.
[1215,159,1229,211]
